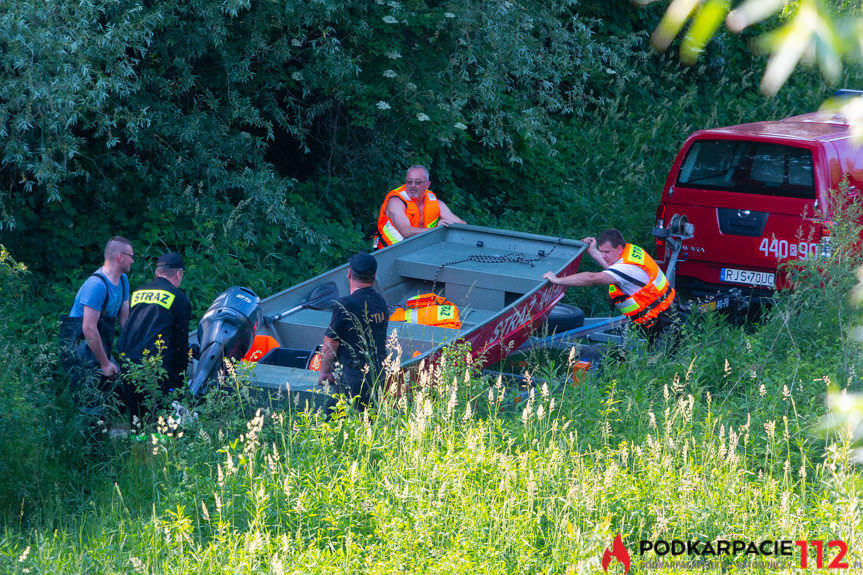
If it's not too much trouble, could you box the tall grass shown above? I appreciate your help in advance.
[1,297,860,574]
[2,180,863,574]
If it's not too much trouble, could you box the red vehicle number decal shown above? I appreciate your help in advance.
[758,238,819,260]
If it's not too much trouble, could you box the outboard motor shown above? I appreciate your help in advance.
[189,287,263,397]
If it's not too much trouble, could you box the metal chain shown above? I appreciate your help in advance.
[432,240,561,287]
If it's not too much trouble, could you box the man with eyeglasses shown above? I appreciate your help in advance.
[543,228,679,348]
[60,236,133,405]
[373,164,465,249]
[118,251,192,420]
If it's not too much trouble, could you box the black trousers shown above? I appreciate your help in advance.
[340,369,381,409]
[641,306,682,352]
[120,364,182,423]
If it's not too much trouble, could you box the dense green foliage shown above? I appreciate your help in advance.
[0,0,833,317]
[1,1,862,572]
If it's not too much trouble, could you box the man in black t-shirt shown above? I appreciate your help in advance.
[118,252,192,419]
[318,252,389,407]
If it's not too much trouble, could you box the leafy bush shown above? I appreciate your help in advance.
[0,248,61,524]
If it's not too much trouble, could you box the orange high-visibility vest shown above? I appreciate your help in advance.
[606,244,675,328]
[389,292,461,329]
[243,334,280,362]
[375,186,440,248]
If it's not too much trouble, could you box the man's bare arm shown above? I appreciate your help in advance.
[542,270,615,287]
[318,335,340,385]
[82,305,118,376]
[386,197,432,238]
[118,300,130,328]
[437,200,466,226]
[581,237,608,268]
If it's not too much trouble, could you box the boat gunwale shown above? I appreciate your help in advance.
[254,224,586,373]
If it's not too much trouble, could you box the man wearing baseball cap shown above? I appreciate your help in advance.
[118,251,192,420]
[318,252,389,408]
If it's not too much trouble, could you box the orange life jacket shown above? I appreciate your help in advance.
[374,186,441,248]
[243,334,280,362]
[606,244,675,328]
[389,292,461,329]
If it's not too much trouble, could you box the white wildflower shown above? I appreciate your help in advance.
[444,11,456,18]
[462,402,473,422]
[376,101,391,110]
[272,555,285,575]
[382,15,398,24]
[382,69,397,78]
[454,122,467,130]
[386,50,402,59]
[521,400,533,423]
[291,71,303,81]
[764,420,776,440]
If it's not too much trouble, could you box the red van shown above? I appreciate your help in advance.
[653,109,862,298]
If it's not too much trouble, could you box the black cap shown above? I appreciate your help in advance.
[156,252,184,270]
[349,252,377,277]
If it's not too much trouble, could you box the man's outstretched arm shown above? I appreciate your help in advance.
[437,200,466,226]
[542,270,615,287]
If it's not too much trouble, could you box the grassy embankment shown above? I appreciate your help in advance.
[1,226,861,573]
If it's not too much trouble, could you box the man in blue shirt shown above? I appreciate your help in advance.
[61,236,133,398]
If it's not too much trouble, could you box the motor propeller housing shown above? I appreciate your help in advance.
[188,287,262,397]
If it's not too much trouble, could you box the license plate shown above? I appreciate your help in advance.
[720,268,775,288]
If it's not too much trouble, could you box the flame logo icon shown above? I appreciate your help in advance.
[602,533,631,573]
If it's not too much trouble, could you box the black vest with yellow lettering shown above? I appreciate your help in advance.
[118,276,191,384]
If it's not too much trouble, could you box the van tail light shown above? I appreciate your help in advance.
[655,204,667,260]
[820,220,833,259]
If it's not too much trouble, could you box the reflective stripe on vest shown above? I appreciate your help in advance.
[607,243,675,326]
[375,186,441,248]
[405,292,450,308]
[130,289,175,310]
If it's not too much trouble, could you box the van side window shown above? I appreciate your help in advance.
[677,140,815,199]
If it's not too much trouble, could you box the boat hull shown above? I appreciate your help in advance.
[194,224,585,410]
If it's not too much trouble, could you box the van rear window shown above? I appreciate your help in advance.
[676,140,815,199]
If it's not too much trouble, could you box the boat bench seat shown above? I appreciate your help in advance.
[395,252,541,294]
[458,308,499,328]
